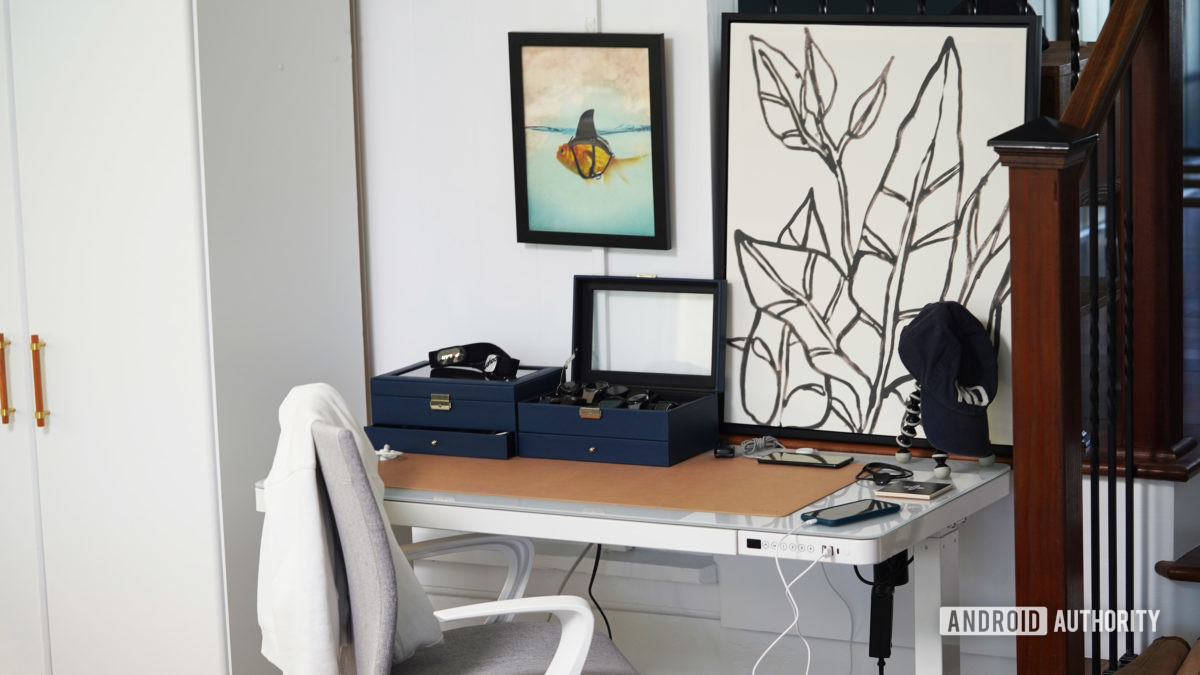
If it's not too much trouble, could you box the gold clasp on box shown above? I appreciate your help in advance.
[429,393,451,411]
[579,407,601,420]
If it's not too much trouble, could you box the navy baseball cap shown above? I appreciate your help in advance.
[897,302,997,457]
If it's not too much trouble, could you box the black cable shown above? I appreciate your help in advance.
[588,543,613,639]
[854,566,873,585]
[877,656,886,674]
[855,556,914,586]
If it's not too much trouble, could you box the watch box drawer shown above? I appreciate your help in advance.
[364,425,514,460]
[516,432,673,466]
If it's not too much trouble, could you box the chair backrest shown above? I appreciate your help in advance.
[312,420,399,675]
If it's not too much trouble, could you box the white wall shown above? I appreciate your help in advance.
[358,0,732,379]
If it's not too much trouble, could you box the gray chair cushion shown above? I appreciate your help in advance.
[312,421,442,673]
[393,621,638,675]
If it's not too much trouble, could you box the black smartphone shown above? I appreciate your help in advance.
[800,499,900,526]
[756,451,853,469]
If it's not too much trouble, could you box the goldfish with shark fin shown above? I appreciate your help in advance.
[555,109,647,184]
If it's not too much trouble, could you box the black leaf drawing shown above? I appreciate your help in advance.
[801,29,837,117]
[729,33,1011,436]
[847,57,892,139]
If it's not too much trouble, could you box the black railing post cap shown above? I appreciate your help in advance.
[988,116,1099,153]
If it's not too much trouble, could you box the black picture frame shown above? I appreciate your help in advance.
[714,13,1040,452]
[509,32,670,250]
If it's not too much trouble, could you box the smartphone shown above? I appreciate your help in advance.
[800,499,900,526]
[756,451,853,469]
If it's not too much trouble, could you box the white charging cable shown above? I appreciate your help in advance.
[821,561,856,674]
[752,520,827,675]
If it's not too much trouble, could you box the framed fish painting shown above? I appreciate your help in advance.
[715,14,1040,451]
[508,32,670,250]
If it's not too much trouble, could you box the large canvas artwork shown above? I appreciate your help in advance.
[716,15,1039,447]
[509,33,669,250]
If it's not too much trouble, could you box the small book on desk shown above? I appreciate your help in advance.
[875,480,954,500]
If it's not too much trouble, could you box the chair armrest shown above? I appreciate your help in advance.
[433,595,594,675]
[402,534,534,622]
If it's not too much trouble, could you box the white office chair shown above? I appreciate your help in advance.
[311,419,638,675]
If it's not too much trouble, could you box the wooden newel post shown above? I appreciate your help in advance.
[990,118,1098,675]
[1129,0,1190,463]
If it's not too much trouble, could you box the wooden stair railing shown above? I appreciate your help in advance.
[989,0,1188,672]
[1155,544,1200,583]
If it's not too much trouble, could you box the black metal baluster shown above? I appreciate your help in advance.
[1104,105,1123,667]
[1104,107,1120,671]
[1088,141,1102,675]
[1122,72,1137,663]
[1070,0,1082,89]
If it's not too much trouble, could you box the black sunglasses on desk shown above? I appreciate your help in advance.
[856,462,914,486]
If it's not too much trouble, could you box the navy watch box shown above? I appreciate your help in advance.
[365,362,561,459]
[517,275,726,466]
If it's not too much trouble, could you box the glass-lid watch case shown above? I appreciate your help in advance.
[517,275,726,466]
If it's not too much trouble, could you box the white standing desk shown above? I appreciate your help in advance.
[259,454,1010,673]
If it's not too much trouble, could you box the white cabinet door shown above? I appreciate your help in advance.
[0,7,49,673]
[8,2,227,673]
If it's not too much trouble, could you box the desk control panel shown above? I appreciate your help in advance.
[737,530,888,565]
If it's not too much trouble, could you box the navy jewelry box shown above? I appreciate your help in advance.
[365,362,561,459]
[517,275,726,466]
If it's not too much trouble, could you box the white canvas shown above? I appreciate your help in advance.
[721,19,1034,446]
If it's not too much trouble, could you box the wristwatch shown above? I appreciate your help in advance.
[581,381,609,404]
[605,384,630,398]
[625,391,656,410]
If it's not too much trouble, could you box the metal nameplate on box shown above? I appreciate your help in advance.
[429,393,451,411]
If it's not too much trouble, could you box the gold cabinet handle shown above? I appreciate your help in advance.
[30,334,47,427]
[0,333,11,424]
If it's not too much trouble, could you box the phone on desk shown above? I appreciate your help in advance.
[800,499,900,526]
[756,451,853,469]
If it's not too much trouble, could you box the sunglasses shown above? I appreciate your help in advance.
[856,462,914,486]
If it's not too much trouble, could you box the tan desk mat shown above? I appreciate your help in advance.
[378,453,864,518]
